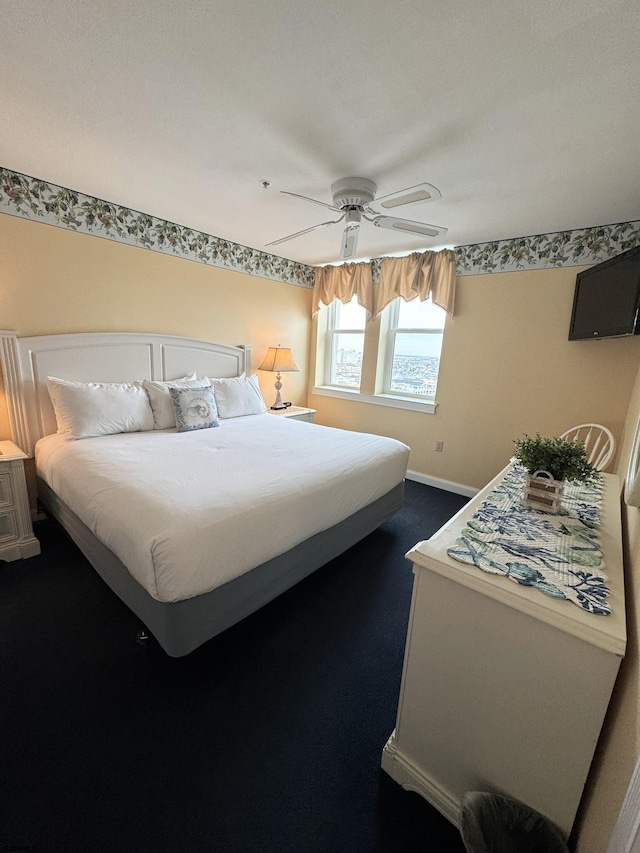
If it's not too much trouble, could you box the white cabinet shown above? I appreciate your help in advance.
[0,441,40,561]
[381,466,625,838]
[266,406,316,423]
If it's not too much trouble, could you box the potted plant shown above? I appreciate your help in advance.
[513,433,598,512]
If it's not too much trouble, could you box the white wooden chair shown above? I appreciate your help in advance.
[559,423,615,472]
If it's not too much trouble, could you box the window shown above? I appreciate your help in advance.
[383,298,445,399]
[325,297,366,389]
[315,294,445,413]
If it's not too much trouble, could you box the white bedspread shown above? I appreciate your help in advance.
[36,415,409,602]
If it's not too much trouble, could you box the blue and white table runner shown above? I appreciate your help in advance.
[447,465,610,615]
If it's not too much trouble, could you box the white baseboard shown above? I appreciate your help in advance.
[381,732,461,828]
[406,469,478,498]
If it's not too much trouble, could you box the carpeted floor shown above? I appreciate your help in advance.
[1,479,469,853]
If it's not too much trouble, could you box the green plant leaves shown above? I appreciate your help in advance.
[513,433,598,484]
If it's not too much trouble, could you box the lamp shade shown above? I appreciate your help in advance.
[258,346,299,373]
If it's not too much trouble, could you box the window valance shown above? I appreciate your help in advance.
[374,249,456,318]
[313,249,456,320]
[313,262,374,318]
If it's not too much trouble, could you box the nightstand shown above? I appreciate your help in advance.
[266,406,316,423]
[0,440,41,561]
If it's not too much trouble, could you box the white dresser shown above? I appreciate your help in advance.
[0,440,41,561]
[381,466,626,838]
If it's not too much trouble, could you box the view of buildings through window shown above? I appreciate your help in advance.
[331,333,364,387]
[329,298,365,387]
[331,297,445,396]
[387,297,445,396]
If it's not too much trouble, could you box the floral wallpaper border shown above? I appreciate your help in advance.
[452,220,640,276]
[1,167,639,283]
[0,168,315,288]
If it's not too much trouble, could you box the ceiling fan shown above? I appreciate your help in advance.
[266,177,447,261]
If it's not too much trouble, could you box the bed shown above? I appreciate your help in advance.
[1,331,408,656]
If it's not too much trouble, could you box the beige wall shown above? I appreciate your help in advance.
[0,214,312,427]
[310,266,640,489]
[573,361,640,851]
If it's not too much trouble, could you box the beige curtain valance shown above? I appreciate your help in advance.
[313,262,374,318]
[374,249,457,318]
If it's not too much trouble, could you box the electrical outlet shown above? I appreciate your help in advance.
[435,440,444,452]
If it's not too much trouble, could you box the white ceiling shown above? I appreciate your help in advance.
[2,0,639,267]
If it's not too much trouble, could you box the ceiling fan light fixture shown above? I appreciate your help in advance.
[344,209,361,229]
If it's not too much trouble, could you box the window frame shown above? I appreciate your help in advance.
[312,296,442,415]
[324,298,366,390]
[381,297,445,401]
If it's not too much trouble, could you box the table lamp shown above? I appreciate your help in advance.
[258,346,299,410]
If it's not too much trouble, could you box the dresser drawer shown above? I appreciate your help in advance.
[287,411,314,422]
[0,508,18,543]
[0,472,14,508]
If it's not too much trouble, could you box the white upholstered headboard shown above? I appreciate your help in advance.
[0,331,251,456]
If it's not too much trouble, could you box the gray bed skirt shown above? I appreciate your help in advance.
[38,477,404,657]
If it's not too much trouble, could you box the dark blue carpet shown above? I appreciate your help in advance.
[1,480,468,853]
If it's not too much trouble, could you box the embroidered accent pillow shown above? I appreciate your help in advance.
[170,385,219,432]
[210,374,266,418]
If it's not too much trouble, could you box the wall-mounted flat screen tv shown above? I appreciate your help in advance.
[569,245,640,340]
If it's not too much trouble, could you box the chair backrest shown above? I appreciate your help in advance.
[559,423,615,472]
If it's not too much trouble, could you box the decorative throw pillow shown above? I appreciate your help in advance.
[142,374,200,429]
[210,374,266,419]
[170,384,219,432]
[47,376,155,440]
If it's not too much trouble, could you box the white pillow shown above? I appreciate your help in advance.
[210,374,266,418]
[142,374,201,429]
[47,377,155,440]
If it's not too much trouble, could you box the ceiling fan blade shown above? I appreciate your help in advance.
[372,215,447,238]
[373,183,442,210]
[281,190,340,211]
[266,217,344,248]
[339,225,360,261]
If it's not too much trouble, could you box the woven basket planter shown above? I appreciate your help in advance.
[522,469,565,513]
